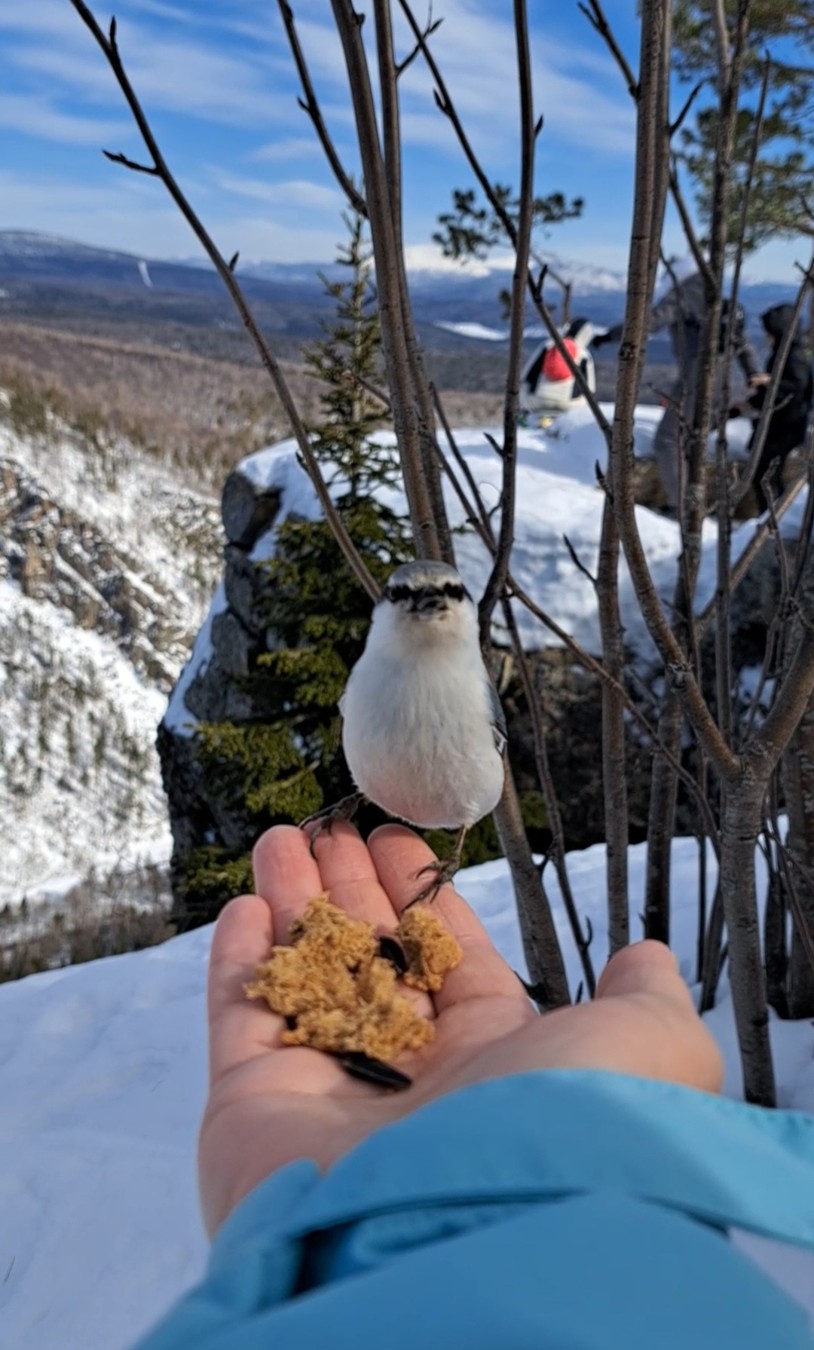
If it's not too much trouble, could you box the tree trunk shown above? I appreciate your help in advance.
[780,700,814,1017]
[492,768,570,1010]
[643,693,682,944]
[719,784,776,1105]
[597,492,629,954]
[763,843,788,1017]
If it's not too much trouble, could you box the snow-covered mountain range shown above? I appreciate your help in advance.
[0,230,795,347]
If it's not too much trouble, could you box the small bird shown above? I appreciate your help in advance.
[338,559,507,902]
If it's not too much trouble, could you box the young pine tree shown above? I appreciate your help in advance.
[180,215,412,925]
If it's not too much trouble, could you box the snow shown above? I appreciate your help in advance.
[0,577,171,903]
[3,405,814,1346]
[435,320,509,341]
[1,836,812,1350]
[0,416,222,903]
[162,582,228,737]
[169,404,776,732]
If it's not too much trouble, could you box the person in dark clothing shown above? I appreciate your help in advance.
[595,258,758,513]
[745,303,813,511]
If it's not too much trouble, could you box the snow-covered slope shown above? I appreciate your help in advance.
[0,409,223,904]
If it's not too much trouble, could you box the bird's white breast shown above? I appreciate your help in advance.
[341,637,504,829]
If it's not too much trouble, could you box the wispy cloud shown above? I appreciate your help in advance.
[0,92,127,146]
[10,35,296,130]
[395,0,634,161]
[210,172,341,211]
[251,136,322,163]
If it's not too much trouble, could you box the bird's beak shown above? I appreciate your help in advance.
[412,588,447,617]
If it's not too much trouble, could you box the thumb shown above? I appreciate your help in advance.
[597,940,691,1007]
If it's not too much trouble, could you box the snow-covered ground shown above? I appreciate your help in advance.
[173,401,765,702]
[1,836,812,1350]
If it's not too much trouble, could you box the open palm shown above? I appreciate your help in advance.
[198,822,722,1235]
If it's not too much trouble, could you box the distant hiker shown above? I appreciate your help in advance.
[594,257,758,514]
[742,303,813,511]
[521,317,597,424]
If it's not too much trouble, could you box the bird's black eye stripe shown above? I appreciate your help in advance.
[384,579,470,604]
[385,583,413,603]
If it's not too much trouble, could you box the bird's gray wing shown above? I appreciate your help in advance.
[488,680,508,758]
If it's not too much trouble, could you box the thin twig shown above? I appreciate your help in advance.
[276,1,367,217]
[579,0,637,94]
[669,78,706,136]
[506,575,721,849]
[478,0,534,641]
[562,534,597,585]
[500,596,597,996]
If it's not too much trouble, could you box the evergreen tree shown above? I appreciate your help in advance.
[433,185,584,265]
[673,0,814,249]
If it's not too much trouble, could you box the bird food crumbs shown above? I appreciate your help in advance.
[244,894,461,1063]
[396,905,464,993]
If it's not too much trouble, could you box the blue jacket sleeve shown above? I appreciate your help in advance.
[136,1070,814,1350]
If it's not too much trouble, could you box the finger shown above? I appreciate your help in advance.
[208,824,324,1084]
[311,822,434,1019]
[255,821,431,1017]
[591,940,723,1092]
[596,940,694,1009]
[252,823,326,942]
[308,819,402,929]
[207,893,283,1083]
[368,825,526,1012]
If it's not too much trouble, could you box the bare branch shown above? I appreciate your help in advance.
[373,0,403,252]
[669,78,706,137]
[277,0,368,217]
[562,534,597,585]
[331,0,450,561]
[102,148,157,175]
[711,0,732,93]
[579,0,637,95]
[500,596,597,996]
[70,0,380,603]
[397,13,442,76]
[668,160,715,288]
[431,387,495,541]
[400,0,609,431]
[478,0,535,639]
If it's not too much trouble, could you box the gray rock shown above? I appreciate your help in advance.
[221,468,281,547]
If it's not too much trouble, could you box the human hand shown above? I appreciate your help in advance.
[750,372,770,388]
[198,823,722,1235]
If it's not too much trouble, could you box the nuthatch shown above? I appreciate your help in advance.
[337,559,507,902]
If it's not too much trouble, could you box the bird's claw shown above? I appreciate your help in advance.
[405,856,460,909]
[300,792,364,856]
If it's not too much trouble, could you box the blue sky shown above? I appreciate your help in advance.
[0,0,806,283]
